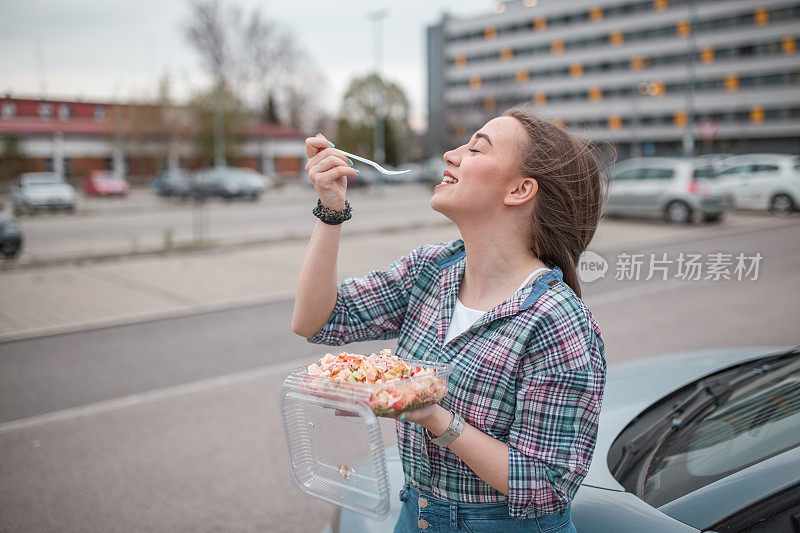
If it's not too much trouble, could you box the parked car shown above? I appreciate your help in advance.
[190,166,269,200]
[708,154,800,214]
[348,166,379,188]
[10,172,76,215]
[235,168,273,194]
[0,201,22,257]
[151,170,192,198]
[418,157,448,186]
[83,170,129,197]
[327,345,800,533]
[604,158,727,223]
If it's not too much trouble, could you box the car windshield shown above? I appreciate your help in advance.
[24,175,63,186]
[693,167,717,179]
[642,355,800,507]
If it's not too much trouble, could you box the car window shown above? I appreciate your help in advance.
[613,168,640,181]
[693,167,717,179]
[718,165,752,177]
[752,164,779,173]
[640,167,675,180]
[642,357,800,507]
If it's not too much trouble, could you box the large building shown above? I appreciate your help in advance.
[427,0,800,158]
[0,96,307,185]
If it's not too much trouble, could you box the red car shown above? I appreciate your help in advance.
[84,171,129,197]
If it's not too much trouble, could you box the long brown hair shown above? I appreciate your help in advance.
[504,106,607,298]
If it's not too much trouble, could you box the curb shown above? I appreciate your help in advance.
[2,215,796,343]
[0,293,291,344]
[1,217,454,271]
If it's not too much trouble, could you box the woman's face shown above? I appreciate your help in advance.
[430,116,528,222]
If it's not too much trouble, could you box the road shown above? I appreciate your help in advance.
[1,214,798,532]
[12,185,444,260]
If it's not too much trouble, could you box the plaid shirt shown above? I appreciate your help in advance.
[309,239,606,518]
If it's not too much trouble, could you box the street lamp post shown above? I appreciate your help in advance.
[683,0,698,158]
[368,9,388,166]
[213,79,225,167]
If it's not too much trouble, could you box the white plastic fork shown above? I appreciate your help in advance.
[333,148,411,175]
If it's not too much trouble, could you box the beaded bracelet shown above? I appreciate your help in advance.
[312,199,352,225]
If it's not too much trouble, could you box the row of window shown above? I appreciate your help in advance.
[446,6,800,67]
[462,69,799,107]
[447,37,798,89]
[450,106,800,135]
[0,101,107,121]
[447,0,701,43]
[614,162,789,181]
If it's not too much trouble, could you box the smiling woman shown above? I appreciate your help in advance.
[292,107,606,532]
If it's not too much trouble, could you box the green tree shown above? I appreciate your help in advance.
[188,84,243,166]
[263,92,280,124]
[336,74,410,167]
[0,136,24,186]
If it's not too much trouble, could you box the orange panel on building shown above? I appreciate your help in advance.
[275,156,301,174]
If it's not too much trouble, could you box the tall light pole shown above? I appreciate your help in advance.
[368,9,388,166]
[213,79,226,167]
[683,0,698,158]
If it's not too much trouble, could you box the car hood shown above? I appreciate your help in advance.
[582,345,790,490]
[0,210,17,225]
[23,185,75,198]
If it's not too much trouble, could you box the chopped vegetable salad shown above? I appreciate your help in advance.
[306,349,447,416]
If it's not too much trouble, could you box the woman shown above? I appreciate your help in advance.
[292,107,606,532]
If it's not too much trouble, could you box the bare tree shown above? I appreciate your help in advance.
[183,0,326,132]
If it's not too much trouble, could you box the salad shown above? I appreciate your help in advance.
[306,349,448,417]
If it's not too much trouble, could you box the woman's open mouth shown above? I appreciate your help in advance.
[439,171,458,185]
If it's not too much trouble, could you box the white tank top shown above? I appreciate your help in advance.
[443,267,551,345]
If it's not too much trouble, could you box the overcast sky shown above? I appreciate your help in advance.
[0,0,493,128]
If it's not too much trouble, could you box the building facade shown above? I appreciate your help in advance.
[427,0,800,158]
[0,96,307,185]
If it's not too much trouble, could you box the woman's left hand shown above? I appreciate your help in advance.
[394,404,450,435]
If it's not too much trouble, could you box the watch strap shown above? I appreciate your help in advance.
[427,411,464,447]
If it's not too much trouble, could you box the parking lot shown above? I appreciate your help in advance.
[1,181,798,532]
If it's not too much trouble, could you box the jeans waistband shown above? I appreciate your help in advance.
[400,481,552,522]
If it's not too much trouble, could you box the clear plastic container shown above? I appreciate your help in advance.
[280,356,451,518]
[287,357,451,418]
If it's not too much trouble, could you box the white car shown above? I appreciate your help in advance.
[10,172,77,215]
[604,158,727,224]
[710,154,800,214]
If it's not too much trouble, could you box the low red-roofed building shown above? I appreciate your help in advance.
[0,96,307,184]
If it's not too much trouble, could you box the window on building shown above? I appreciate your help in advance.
[59,104,71,120]
[94,105,107,120]
[1,101,16,119]
[39,103,54,119]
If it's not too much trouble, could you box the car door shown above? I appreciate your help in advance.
[607,167,642,215]
[716,164,752,208]
[749,163,782,210]
[638,166,676,217]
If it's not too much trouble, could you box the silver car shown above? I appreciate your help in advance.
[708,154,800,214]
[605,158,727,224]
[10,172,77,215]
[326,345,800,532]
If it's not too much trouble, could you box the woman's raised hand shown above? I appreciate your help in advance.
[305,134,358,211]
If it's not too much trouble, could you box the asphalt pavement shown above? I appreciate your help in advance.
[1,195,799,532]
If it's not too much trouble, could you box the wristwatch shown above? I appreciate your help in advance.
[427,410,465,447]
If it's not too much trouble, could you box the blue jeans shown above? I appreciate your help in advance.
[393,482,577,533]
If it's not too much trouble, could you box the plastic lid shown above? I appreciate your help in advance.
[281,375,391,519]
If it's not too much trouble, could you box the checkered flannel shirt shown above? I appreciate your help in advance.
[308,239,606,518]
